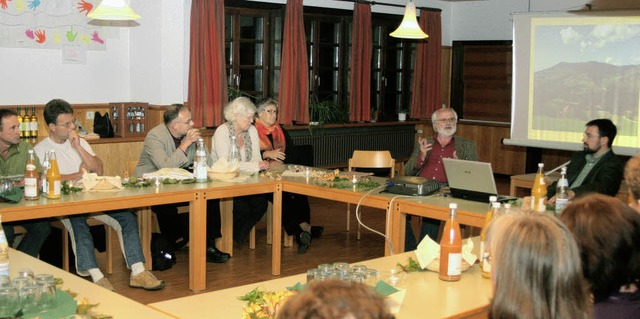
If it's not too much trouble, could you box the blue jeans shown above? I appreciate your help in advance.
[3,220,51,257]
[67,211,144,273]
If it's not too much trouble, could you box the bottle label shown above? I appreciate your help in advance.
[53,180,61,196]
[479,241,485,267]
[0,232,8,276]
[195,163,208,182]
[24,177,38,197]
[26,163,36,171]
[42,179,49,195]
[482,258,492,273]
[555,198,569,215]
[535,197,547,212]
[447,253,462,276]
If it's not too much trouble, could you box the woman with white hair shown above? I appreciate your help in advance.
[211,97,269,244]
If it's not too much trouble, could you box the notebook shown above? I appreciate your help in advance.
[442,158,516,203]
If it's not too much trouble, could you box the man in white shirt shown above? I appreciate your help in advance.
[34,99,164,291]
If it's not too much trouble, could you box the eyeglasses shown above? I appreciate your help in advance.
[436,117,456,123]
[178,119,194,125]
[264,109,278,114]
[55,118,77,128]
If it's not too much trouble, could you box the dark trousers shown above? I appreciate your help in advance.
[233,194,268,244]
[271,192,311,236]
[153,199,221,247]
[404,216,441,252]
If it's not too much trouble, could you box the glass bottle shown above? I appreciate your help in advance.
[23,149,39,200]
[30,107,38,138]
[46,150,61,199]
[228,135,240,166]
[17,107,23,138]
[194,138,208,183]
[554,166,569,215]
[41,150,50,195]
[531,163,547,212]
[481,202,501,279]
[479,196,498,278]
[22,108,30,138]
[439,203,462,281]
[0,215,8,276]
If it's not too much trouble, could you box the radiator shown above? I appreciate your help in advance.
[289,125,415,168]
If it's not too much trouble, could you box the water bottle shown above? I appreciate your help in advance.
[554,167,569,215]
[228,135,240,166]
[0,215,9,276]
[194,138,208,183]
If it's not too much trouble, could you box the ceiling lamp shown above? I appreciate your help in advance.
[87,0,141,20]
[390,0,428,39]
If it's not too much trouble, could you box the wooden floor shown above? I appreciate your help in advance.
[82,175,511,305]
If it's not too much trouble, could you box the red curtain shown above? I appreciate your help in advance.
[349,2,372,122]
[188,0,228,127]
[279,0,309,125]
[410,10,442,119]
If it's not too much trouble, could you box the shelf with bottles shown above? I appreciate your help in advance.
[110,102,149,138]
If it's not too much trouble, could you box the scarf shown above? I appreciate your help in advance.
[225,122,252,161]
[255,119,286,152]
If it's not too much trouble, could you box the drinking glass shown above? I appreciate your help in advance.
[364,269,379,286]
[332,262,349,274]
[35,274,56,310]
[0,275,10,287]
[306,269,318,283]
[11,277,29,291]
[20,284,40,313]
[0,286,20,318]
[17,268,34,284]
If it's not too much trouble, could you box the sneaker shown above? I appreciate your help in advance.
[130,270,165,291]
[95,277,115,291]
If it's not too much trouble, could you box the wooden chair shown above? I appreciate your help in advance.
[347,150,395,240]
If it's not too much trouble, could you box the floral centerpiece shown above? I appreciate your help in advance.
[239,287,296,319]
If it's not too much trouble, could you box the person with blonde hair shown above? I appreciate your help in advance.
[487,211,591,319]
[560,194,640,318]
[278,280,394,319]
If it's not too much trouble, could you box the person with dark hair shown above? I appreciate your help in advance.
[548,118,623,202]
[255,98,323,253]
[624,154,640,211]
[135,103,230,263]
[560,194,640,318]
[278,280,394,319]
[35,99,164,291]
[487,211,591,319]
[211,97,269,245]
[0,108,51,257]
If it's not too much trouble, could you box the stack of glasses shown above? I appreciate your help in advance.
[0,268,57,318]
[306,262,379,286]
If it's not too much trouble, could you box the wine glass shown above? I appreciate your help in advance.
[0,286,20,318]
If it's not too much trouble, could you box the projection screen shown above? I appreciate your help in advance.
[504,10,640,156]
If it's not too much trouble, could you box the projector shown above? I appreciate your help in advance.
[385,176,441,196]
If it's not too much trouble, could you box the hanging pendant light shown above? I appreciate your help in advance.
[390,0,428,39]
[87,0,141,20]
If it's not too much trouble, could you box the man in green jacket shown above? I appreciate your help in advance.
[404,107,478,251]
[0,109,50,257]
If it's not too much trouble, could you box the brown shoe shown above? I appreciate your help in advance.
[130,270,165,291]
[95,277,115,291]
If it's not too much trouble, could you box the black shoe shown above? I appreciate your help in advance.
[297,231,311,254]
[310,226,324,239]
[206,246,230,263]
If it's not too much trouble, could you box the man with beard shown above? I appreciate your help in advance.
[547,118,623,202]
[403,107,478,251]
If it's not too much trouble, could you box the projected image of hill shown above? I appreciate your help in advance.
[508,11,640,156]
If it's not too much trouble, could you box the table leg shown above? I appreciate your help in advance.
[216,198,234,256]
[271,184,282,276]
[388,201,405,255]
[189,191,207,292]
[137,207,153,270]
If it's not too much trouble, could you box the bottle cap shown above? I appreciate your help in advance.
[538,163,544,168]
[449,203,457,209]
[489,195,498,203]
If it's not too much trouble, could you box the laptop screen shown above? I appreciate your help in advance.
[442,158,498,203]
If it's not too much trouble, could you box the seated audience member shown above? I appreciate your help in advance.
[560,194,640,319]
[135,103,230,263]
[278,280,394,319]
[548,118,623,203]
[255,98,323,253]
[624,154,640,210]
[403,107,478,251]
[35,99,164,291]
[487,211,591,319]
[211,97,268,245]
[0,109,51,257]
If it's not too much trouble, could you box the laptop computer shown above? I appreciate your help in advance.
[442,158,516,203]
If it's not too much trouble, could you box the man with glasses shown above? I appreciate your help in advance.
[35,99,165,291]
[404,107,478,251]
[547,118,623,202]
[135,104,230,263]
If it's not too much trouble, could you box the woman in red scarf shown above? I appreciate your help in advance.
[256,98,323,253]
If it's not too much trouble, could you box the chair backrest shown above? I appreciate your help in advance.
[348,150,395,178]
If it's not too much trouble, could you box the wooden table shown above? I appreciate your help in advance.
[9,248,173,318]
[148,249,492,319]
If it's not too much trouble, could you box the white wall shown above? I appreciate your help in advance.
[0,0,590,106]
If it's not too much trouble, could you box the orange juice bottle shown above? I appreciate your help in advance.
[531,163,547,212]
[481,202,501,278]
[23,149,39,200]
[439,203,462,281]
[46,150,61,199]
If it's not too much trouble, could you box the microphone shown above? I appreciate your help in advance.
[545,161,570,176]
